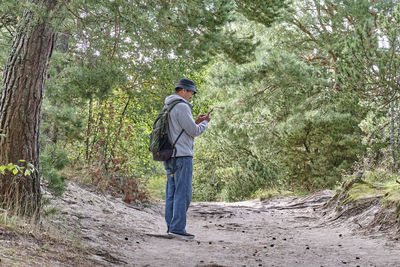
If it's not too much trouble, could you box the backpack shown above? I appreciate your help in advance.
[149,100,185,161]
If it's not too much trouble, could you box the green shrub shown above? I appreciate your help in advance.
[147,176,167,200]
[40,143,69,196]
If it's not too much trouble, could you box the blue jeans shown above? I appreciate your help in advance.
[164,157,193,234]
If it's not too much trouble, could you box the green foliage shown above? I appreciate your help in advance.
[0,0,26,86]
[41,100,85,143]
[193,141,224,201]
[338,4,400,102]
[193,113,281,201]
[0,130,35,176]
[40,144,69,196]
[192,0,393,200]
[146,176,167,200]
[235,0,291,27]
[193,56,364,198]
[0,161,35,176]
[275,93,366,190]
[63,60,127,102]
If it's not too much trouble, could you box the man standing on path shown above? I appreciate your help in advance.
[164,78,210,239]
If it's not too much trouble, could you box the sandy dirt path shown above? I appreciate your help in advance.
[43,182,400,267]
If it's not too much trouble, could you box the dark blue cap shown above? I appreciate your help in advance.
[175,78,197,94]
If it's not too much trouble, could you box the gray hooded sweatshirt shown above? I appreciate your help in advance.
[164,94,208,157]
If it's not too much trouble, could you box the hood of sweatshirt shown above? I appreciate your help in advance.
[164,94,193,109]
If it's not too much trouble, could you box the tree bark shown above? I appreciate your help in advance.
[397,99,400,173]
[0,0,59,217]
[389,98,397,172]
[86,96,93,162]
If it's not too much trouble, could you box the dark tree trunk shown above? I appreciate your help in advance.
[389,101,397,172]
[86,96,93,162]
[0,0,59,217]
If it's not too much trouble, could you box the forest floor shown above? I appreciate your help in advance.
[1,181,400,267]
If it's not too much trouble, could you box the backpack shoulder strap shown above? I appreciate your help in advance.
[166,99,186,113]
[166,99,186,151]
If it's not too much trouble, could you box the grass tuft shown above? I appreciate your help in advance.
[253,188,295,201]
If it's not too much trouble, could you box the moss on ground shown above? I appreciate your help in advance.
[343,182,384,204]
[338,170,400,217]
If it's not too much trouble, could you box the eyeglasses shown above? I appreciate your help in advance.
[185,90,195,95]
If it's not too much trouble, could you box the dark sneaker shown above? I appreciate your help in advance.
[168,232,195,239]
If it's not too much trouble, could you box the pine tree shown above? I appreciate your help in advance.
[0,0,60,217]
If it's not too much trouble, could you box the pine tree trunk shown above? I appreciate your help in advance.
[0,0,59,217]
[397,100,400,174]
[389,99,397,172]
[86,96,93,162]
